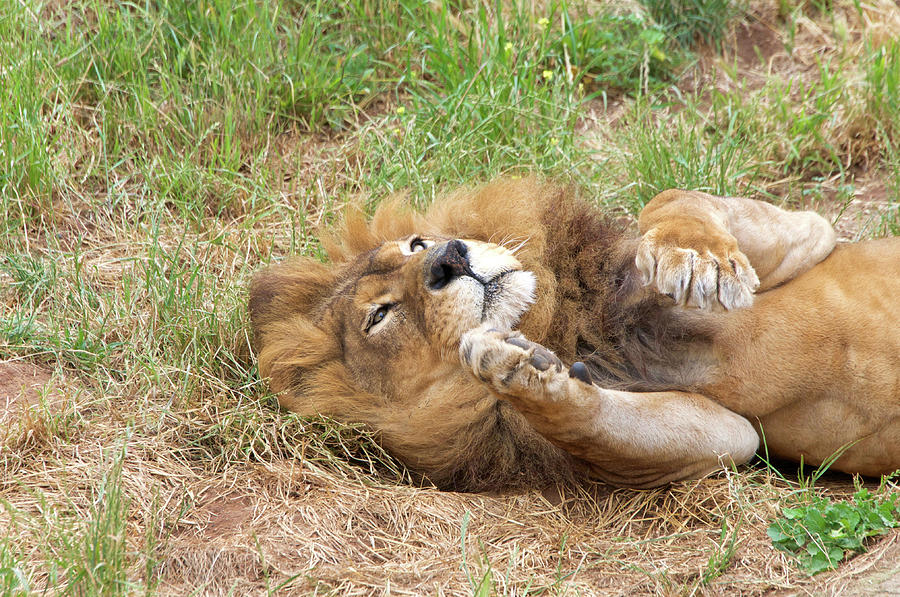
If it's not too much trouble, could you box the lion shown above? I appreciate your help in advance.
[249,178,900,491]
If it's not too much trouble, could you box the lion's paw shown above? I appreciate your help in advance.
[636,227,760,310]
[459,328,594,406]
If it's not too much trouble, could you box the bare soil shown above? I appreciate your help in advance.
[0,360,61,424]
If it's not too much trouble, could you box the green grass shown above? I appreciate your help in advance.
[0,0,898,593]
[641,0,743,47]
[868,38,900,231]
[0,0,688,210]
[62,448,131,595]
[358,2,596,199]
[615,93,764,208]
[0,538,29,597]
[1,446,134,595]
[769,483,900,575]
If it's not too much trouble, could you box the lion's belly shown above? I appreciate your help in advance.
[756,399,900,475]
[699,238,900,470]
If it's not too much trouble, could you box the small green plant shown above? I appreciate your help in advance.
[0,538,30,597]
[768,485,900,575]
[460,512,493,597]
[640,0,742,48]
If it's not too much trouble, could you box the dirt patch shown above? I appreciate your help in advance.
[793,174,896,241]
[194,486,259,535]
[831,176,897,241]
[732,17,784,70]
[0,360,63,423]
[841,535,900,596]
[156,486,264,592]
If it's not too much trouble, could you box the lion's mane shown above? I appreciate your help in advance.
[251,178,681,491]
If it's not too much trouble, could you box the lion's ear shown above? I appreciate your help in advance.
[320,194,432,263]
[249,257,335,344]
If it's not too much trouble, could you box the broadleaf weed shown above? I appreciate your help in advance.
[768,481,900,575]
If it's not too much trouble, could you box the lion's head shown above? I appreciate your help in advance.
[328,234,538,375]
[249,178,620,490]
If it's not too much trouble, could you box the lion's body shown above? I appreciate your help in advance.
[251,178,900,490]
[701,238,900,475]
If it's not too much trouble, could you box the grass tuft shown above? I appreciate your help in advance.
[615,95,762,207]
[640,0,743,47]
[0,538,30,597]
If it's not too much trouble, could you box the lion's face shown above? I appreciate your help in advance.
[250,179,581,490]
[328,235,536,398]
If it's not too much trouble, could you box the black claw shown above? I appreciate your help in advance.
[505,337,531,350]
[530,347,563,372]
[568,361,592,385]
[530,352,552,371]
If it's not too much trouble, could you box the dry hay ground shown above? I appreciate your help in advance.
[0,364,864,597]
[1,364,894,596]
[1,1,899,596]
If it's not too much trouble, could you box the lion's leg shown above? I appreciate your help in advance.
[460,328,759,488]
[636,190,836,309]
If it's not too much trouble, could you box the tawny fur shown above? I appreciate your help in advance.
[251,179,642,490]
[251,177,900,490]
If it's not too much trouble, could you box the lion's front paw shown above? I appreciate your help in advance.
[636,227,760,310]
[459,328,589,403]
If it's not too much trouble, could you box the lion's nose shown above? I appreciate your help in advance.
[427,240,471,290]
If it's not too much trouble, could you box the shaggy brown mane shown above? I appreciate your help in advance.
[250,177,690,491]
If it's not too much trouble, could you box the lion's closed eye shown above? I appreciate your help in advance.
[364,303,395,334]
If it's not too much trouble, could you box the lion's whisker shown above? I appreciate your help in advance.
[507,238,530,256]
[492,233,530,256]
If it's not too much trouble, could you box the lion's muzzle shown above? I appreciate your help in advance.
[423,239,537,332]
[426,239,487,290]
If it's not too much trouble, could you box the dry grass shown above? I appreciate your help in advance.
[2,396,888,596]
[1,0,898,595]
